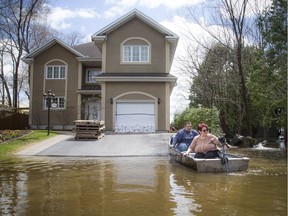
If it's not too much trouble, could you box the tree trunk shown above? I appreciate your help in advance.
[236,43,253,136]
[224,0,253,136]
[0,52,12,106]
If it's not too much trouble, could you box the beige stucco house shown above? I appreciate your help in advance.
[23,9,178,133]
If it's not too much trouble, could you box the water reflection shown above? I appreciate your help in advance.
[169,147,287,216]
[0,148,287,216]
[1,157,174,216]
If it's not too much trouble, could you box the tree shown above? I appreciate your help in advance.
[177,0,271,136]
[188,43,262,137]
[60,31,84,46]
[190,43,243,137]
[220,0,253,136]
[0,0,86,108]
[0,0,50,108]
[249,0,287,130]
[0,40,12,106]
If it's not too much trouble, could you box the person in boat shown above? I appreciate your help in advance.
[183,123,221,158]
[170,121,199,152]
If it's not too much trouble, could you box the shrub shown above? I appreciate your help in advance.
[173,107,222,136]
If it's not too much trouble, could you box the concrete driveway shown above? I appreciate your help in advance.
[15,132,174,157]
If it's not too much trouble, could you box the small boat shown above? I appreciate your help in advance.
[168,144,250,172]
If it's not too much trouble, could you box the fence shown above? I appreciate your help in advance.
[0,113,29,130]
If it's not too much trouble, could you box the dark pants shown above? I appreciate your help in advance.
[195,150,220,159]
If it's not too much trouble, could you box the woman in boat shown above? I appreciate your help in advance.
[183,123,221,158]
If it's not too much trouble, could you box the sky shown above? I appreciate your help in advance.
[42,0,269,121]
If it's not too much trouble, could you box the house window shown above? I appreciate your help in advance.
[44,97,65,109]
[86,69,101,83]
[46,66,66,79]
[123,45,149,63]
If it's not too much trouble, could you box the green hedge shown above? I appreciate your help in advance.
[173,107,222,136]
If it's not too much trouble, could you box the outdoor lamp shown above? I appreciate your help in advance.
[43,90,55,136]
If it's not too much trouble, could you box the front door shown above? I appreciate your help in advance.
[85,100,100,120]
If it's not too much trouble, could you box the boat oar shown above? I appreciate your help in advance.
[218,136,229,172]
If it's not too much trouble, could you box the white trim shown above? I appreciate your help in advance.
[76,90,101,94]
[115,91,156,100]
[121,37,150,45]
[92,9,178,38]
[95,75,177,83]
[46,59,67,65]
[77,62,82,90]
[102,42,107,72]
[22,38,84,61]
[76,57,101,62]
[101,83,106,125]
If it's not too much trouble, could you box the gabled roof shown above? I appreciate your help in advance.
[22,38,85,63]
[91,9,179,39]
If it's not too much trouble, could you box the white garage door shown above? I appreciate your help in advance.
[115,102,155,133]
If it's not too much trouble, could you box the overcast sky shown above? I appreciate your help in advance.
[44,0,270,121]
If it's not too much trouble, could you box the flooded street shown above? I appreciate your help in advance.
[0,148,287,216]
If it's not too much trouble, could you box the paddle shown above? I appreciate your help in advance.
[218,136,229,172]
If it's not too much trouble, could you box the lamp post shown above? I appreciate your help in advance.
[43,90,55,136]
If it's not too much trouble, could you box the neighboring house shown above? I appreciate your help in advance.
[22,9,178,133]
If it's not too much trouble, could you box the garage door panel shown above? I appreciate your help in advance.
[116,102,154,115]
[115,115,155,133]
[115,102,155,133]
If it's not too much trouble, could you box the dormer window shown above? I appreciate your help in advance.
[121,37,151,64]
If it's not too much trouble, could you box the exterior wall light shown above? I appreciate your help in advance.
[110,98,113,104]
[158,98,160,104]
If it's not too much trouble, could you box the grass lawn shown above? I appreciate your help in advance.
[0,130,58,155]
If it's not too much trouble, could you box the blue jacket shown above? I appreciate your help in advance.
[172,129,199,147]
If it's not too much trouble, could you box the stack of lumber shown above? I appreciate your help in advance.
[74,120,105,140]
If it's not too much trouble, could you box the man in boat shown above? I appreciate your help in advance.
[170,121,199,152]
[183,123,222,158]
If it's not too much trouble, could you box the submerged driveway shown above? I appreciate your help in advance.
[15,132,173,157]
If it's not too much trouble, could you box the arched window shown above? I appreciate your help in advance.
[45,59,67,79]
[121,37,151,64]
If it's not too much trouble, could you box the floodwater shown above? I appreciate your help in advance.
[0,148,287,216]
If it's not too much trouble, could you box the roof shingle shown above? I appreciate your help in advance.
[72,42,101,58]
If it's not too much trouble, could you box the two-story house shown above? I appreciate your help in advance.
[23,9,178,133]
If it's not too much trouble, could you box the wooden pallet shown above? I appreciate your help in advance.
[75,125,105,131]
[75,133,105,140]
[74,120,105,140]
[74,120,104,126]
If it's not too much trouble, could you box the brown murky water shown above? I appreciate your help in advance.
[0,148,287,216]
